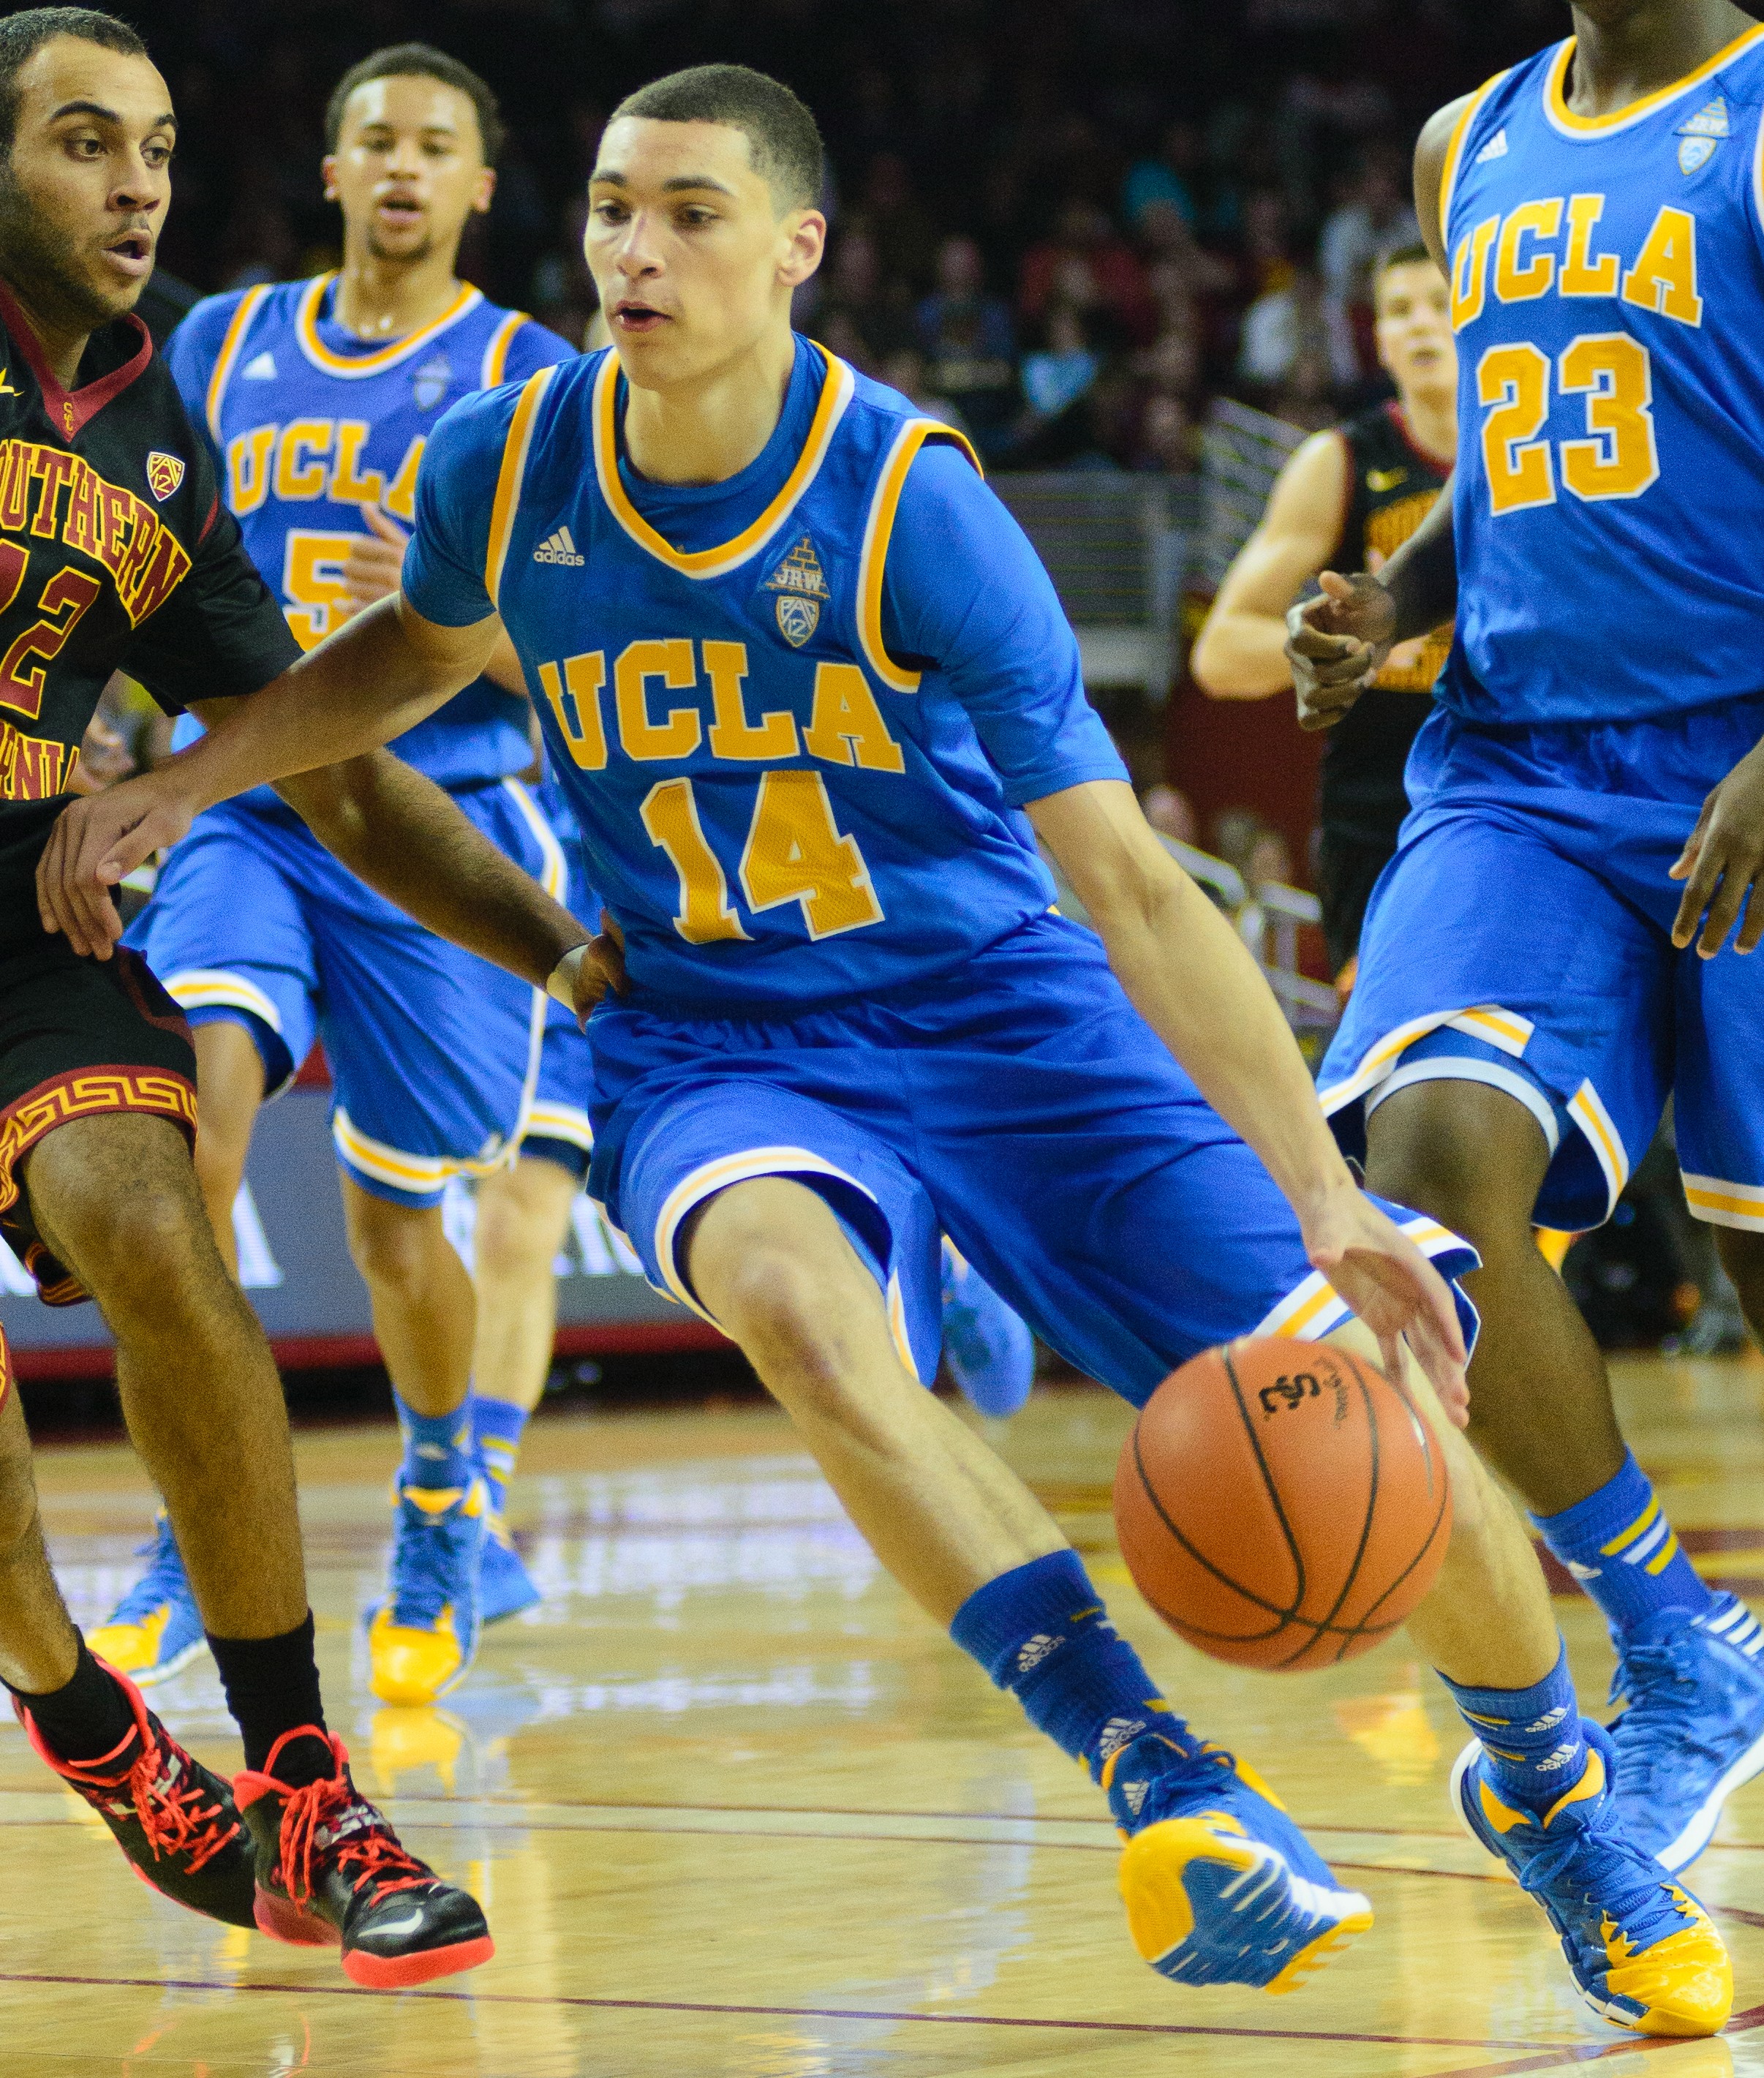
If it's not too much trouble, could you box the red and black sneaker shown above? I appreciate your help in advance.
[236,1728,493,1988]
[14,1663,257,1927]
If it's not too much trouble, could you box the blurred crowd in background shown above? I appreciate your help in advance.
[149,0,1558,472]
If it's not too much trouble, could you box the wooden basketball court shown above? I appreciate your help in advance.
[5,1352,1763,2077]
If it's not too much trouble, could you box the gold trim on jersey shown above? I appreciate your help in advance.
[855,419,983,695]
[486,363,558,608]
[1543,24,1764,138]
[293,273,483,378]
[479,309,530,389]
[205,283,274,441]
[1439,70,1511,232]
[590,344,856,581]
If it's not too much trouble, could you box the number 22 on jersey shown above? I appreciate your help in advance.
[1477,331,1660,515]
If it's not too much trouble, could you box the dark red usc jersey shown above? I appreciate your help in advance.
[0,278,297,944]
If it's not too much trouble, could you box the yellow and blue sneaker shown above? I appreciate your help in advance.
[478,1510,542,1625]
[88,1511,207,1687]
[1451,1719,1730,2036]
[1101,1732,1373,1993]
[1607,1597,1764,1872]
[368,1476,489,1707]
[939,1244,1036,1419]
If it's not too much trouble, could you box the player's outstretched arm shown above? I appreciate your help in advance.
[1192,432,1351,699]
[1030,778,1468,1418]
[36,596,495,958]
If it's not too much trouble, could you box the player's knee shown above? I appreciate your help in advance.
[713,1243,837,1365]
[28,1137,215,1302]
[1363,1083,1545,1255]
[344,1200,442,1298]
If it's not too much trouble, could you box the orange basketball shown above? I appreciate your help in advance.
[1113,1337,1452,1670]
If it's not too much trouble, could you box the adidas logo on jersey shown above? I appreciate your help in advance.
[533,525,584,567]
[241,350,277,380]
[1476,129,1508,164]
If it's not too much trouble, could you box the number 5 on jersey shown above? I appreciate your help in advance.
[1478,331,1660,515]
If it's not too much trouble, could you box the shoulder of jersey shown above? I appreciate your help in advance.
[496,311,579,381]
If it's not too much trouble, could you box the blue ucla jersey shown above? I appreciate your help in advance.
[167,274,574,788]
[403,335,1126,1012]
[1441,23,1764,725]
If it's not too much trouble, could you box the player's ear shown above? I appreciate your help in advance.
[471,165,497,218]
[778,208,825,292]
[320,153,339,203]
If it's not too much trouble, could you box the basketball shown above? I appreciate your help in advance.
[1113,1338,1452,1671]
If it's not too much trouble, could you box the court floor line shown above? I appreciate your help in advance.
[1432,1997,1764,2077]
[0,1973,1586,2051]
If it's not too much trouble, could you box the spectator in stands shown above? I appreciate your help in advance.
[814,225,913,371]
[1214,809,1294,894]
[1142,783,1199,846]
[860,151,939,291]
[916,236,1017,457]
[1134,391,1199,473]
[1238,187,1294,300]
[1019,200,1157,348]
[1122,119,1203,233]
[1319,144,1422,371]
[877,348,971,438]
[1238,261,1357,396]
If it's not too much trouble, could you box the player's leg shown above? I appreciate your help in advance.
[317,778,563,1704]
[470,1148,579,1622]
[91,824,315,1685]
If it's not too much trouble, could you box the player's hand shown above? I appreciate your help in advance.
[1286,572,1396,731]
[338,504,408,617]
[549,912,628,1025]
[36,772,195,957]
[1670,737,1764,957]
[1301,1182,1469,1425]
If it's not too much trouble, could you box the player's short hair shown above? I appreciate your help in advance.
[325,43,505,168]
[610,64,824,210]
[0,8,147,157]
[1377,243,1440,282]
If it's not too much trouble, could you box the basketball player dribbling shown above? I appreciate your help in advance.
[42,63,1731,2032]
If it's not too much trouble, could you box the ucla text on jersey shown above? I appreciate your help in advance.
[1441,23,1764,724]
[169,274,573,790]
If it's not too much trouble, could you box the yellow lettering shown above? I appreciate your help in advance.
[615,639,701,761]
[274,419,333,500]
[1493,198,1562,304]
[739,769,885,939]
[226,425,276,516]
[1451,216,1499,330]
[1558,332,1660,502]
[383,437,423,522]
[537,652,608,770]
[704,639,798,761]
[1561,195,1620,297]
[1621,206,1703,326]
[802,662,905,773]
[1478,342,1556,516]
[281,530,357,649]
[641,776,747,942]
[328,421,387,505]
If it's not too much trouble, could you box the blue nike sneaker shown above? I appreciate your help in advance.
[1452,1720,1730,2036]
[368,1477,489,1707]
[939,1246,1036,1418]
[88,1511,207,1686]
[1101,1731,1373,1993]
[1606,1596,1764,1872]
[477,1511,542,1625]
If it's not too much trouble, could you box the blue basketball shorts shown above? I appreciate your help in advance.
[128,778,565,1211]
[1321,699,1764,1234]
[520,998,593,1180]
[584,913,1477,1404]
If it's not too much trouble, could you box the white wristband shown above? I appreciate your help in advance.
[546,943,589,1009]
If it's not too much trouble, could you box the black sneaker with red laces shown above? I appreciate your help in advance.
[14,1663,257,1927]
[236,1727,493,1987]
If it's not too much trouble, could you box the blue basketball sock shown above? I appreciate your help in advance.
[1532,1450,1714,1640]
[472,1396,529,1515]
[1439,1640,1589,1813]
[394,1393,477,1495]
[950,1550,1186,1781]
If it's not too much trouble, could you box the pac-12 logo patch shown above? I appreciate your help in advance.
[145,451,184,501]
[1677,95,1729,175]
[762,532,831,647]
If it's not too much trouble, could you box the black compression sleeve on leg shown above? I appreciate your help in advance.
[207,1610,329,1783]
[6,1635,136,1761]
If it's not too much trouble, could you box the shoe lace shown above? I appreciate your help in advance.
[129,1736,241,1875]
[275,1773,431,1910]
[1607,1635,1724,1788]
[1516,1818,1685,1953]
